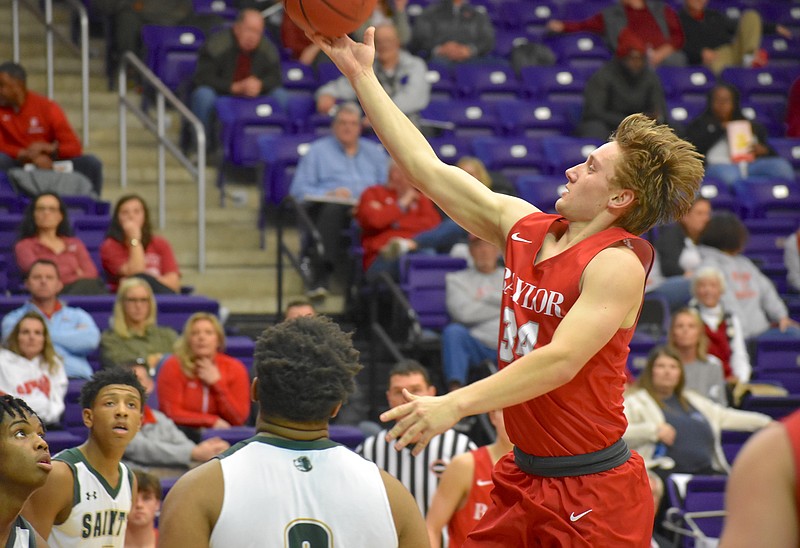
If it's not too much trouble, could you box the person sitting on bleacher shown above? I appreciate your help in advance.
[698,212,800,340]
[100,277,178,371]
[124,470,162,548]
[689,266,752,384]
[122,359,229,475]
[156,312,250,442]
[0,62,103,196]
[408,0,495,63]
[0,311,67,426]
[785,225,800,293]
[100,194,181,294]
[1,259,100,379]
[15,192,107,295]
[684,83,795,191]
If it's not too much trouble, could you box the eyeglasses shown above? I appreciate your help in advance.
[124,297,150,304]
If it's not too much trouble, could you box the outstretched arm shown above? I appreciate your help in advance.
[311,29,536,250]
[425,452,473,548]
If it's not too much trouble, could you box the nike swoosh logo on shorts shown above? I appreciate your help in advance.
[476,479,493,487]
[511,232,533,244]
[570,509,593,522]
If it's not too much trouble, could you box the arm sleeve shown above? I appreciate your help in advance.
[354,187,404,231]
[208,355,251,426]
[288,147,320,201]
[562,13,606,34]
[254,43,283,95]
[100,238,128,280]
[44,360,68,424]
[664,6,685,50]
[48,101,82,158]
[785,233,800,292]
[315,75,357,102]
[755,268,789,322]
[622,394,661,446]
[152,237,180,275]
[446,272,502,325]
[72,238,98,278]
[389,56,431,115]
[14,238,38,274]
[192,43,232,94]
[471,12,496,57]
[99,331,130,370]
[124,412,195,466]
[53,309,100,356]
[156,358,219,428]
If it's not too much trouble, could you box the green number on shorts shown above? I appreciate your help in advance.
[285,520,332,548]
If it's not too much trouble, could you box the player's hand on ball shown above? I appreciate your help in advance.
[309,27,376,82]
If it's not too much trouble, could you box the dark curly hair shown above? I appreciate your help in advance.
[698,212,748,253]
[0,394,40,427]
[18,192,73,240]
[106,194,153,248]
[79,368,145,411]
[253,316,362,423]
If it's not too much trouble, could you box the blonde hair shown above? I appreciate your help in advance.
[112,278,157,338]
[610,114,704,235]
[668,307,709,361]
[692,266,727,296]
[173,312,226,377]
[456,156,493,188]
[6,312,62,375]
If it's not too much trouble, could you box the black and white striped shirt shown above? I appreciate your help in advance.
[357,428,476,516]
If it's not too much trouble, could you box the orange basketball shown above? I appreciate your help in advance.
[284,0,378,39]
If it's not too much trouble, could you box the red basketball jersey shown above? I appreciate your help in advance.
[499,213,653,457]
[448,446,496,547]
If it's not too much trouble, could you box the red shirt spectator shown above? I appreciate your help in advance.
[0,90,82,159]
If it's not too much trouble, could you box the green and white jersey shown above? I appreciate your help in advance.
[7,516,37,548]
[210,435,398,548]
[48,448,133,548]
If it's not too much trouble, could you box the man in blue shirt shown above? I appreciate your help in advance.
[1,260,100,379]
[289,102,388,297]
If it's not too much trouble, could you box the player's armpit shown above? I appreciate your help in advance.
[21,461,75,539]
[380,469,430,548]
[158,460,223,548]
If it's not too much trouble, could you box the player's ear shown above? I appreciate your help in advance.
[250,378,259,403]
[82,408,93,428]
[609,188,636,211]
[330,402,342,419]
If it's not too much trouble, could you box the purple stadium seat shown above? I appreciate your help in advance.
[752,335,800,370]
[140,25,205,95]
[657,66,715,101]
[513,174,565,213]
[740,395,800,419]
[329,425,366,450]
[425,61,457,100]
[225,335,255,373]
[761,34,800,68]
[546,32,611,70]
[399,255,467,332]
[666,97,707,132]
[281,61,318,94]
[420,99,504,137]
[770,138,800,177]
[493,29,546,59]
[286,94,316,134]
[192,0,237,20]
[61,196,111,217]
[735,180,800,219]
[697,177,742,216]
[154,295,220,331]
[497,99,577,137]
[315,63,342,87]
[720,430,753,467]
[427,136,475,164]
[202,426,255,445]
[742,217,796,263]
[519,66,593,103]
[454,63,521,100]
[46,430,85,454]
[751,367,800,394]
[540,135,603,175]
[471,135,545,178]
[721,67,793,103]
[664,474,727,546]
[741,99,787,138]
[0,214,23,252]
[498,1,557,30]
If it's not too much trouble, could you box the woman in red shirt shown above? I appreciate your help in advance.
[156,313,250,441]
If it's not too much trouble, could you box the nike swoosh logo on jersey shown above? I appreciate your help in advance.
[511,232,533,244]
[476,479,493,487]
[570,509,593,522]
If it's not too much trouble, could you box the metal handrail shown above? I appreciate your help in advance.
[117,52,208,272]
[11,0,90,145]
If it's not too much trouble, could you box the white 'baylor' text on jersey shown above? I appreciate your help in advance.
[210,435,398,547]
[48,447,133,548]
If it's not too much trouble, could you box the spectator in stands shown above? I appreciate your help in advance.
[100,278,178,371]
[316,23,430,128]
[15,192,107,295]
[623,345,771,474]
[0,62,103,195]
[685,83,795,190]
[101,194,181,294]
[354,161,441,282]
[382,156,496,259]
[788,76,800,138]
[651,196,712,309]
[441,236,502,392]
[357,360,476,518]
[1,259,100,379]
[352,0,411,46]
[125,470,161,548]
[0,311,67,426]
[677,0,790,74]
[123,359,229,473]
[157,312,250,441]
[668,307,728,405]
[283,298,316,321]
[408,0,495,63]
[785,226,800,293]
[689,267,752,383]
[578,28,668,140]
[698,212,799,339]
[289,102,389,297]
[425,408,512,548]
[189,9,285,148]
[547,0,687,67]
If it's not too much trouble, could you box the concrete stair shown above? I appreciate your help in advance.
[1,3,347,316]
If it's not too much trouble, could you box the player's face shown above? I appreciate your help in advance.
[84,385,142,445]
[25,263,63,301]
[188,319,220,359]
[16,317,46,360]
[651,354,682,394]
[694,277,722,308]
[33,194,64,232]
[129,489,160,529]
[0,411,51,490]
[556,141,621,223]
[670,313,701,349]
[123,284,152,327]
[386,372,435,409]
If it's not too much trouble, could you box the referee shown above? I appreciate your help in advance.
[357,360,476,516]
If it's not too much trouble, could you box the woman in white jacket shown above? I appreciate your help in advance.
[0,311,68,425]
[623,345,771,475]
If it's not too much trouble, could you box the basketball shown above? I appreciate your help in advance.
[283,0,378,38]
